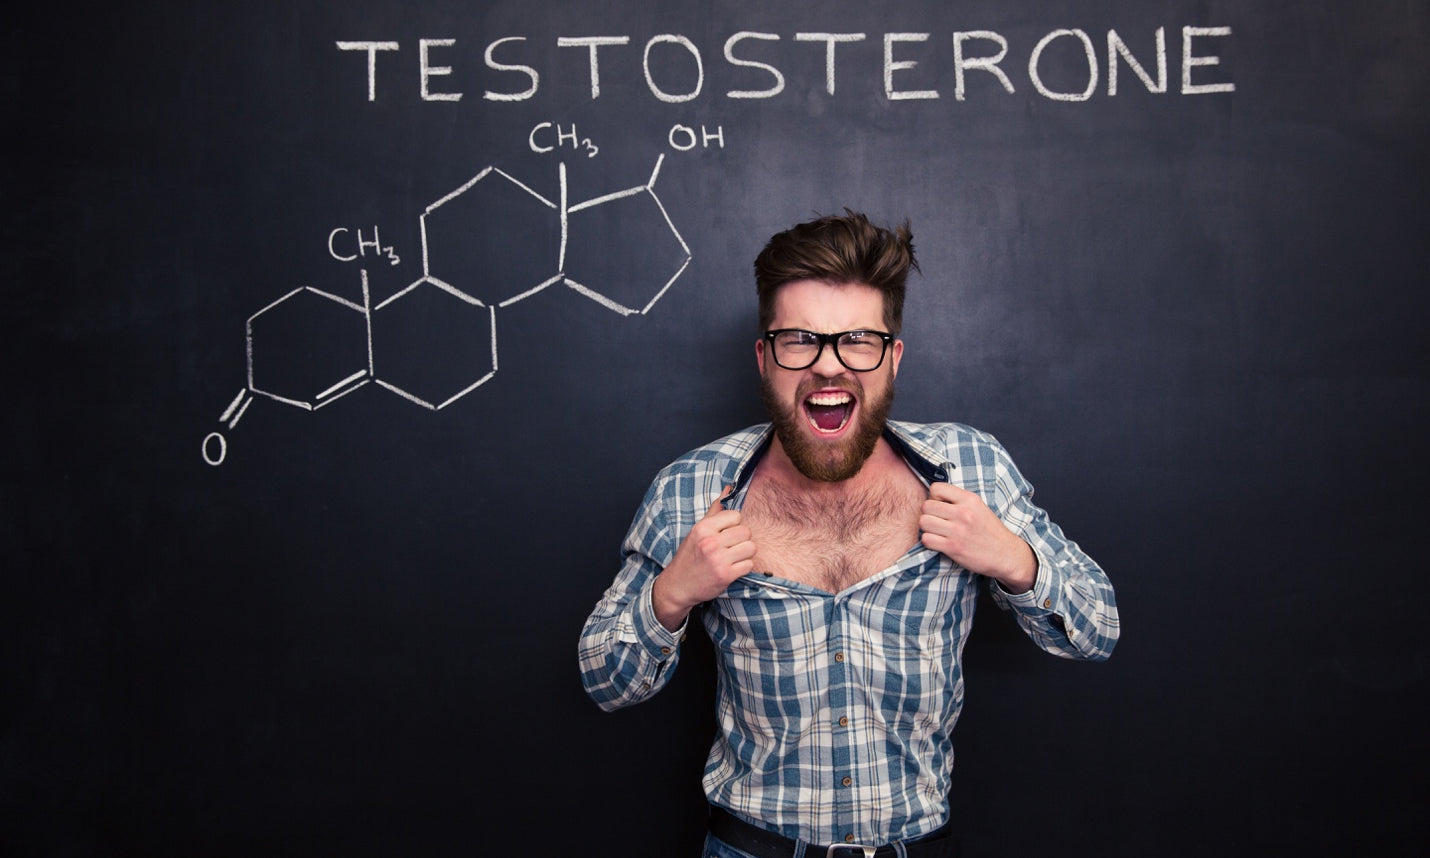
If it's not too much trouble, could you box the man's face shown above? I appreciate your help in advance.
[757,279,903,482]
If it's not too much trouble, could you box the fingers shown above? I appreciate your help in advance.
[923,481,992,519]
[922,485,959,528]
[706,485,734,517]
[728,526,758,567]
[659,487,757,619]
[693,486,757,580]
[920,482,983,554]
[708,521,753,550]
[719,533,758,577]
[927,481,973,504]
[698,486,744,536]
[920,482,1030,584]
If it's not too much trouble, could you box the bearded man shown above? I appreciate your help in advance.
[579,211,1119,858]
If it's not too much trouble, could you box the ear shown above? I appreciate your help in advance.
[755,337,767,374]
[890,338,904,379]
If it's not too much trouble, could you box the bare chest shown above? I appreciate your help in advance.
[741,473,926,594]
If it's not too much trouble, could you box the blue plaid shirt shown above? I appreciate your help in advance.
[579,421,1118,845]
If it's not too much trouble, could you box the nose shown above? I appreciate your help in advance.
[810,341,847,376]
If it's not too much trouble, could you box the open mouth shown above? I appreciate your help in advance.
[804,390,854,433]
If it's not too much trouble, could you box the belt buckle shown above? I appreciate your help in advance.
[826,846,876,858]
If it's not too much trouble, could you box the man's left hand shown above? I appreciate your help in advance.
[920,482,1037,593]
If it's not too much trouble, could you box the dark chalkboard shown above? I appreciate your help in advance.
[7,1,1428,855]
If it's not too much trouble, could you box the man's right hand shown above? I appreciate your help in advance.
[651,487,757,631]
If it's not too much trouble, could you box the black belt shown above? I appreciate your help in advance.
[709,807,960,858]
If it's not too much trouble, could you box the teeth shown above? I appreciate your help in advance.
[806,391,853,406]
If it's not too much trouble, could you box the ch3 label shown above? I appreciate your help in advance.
[329,226,400,265]
[529,122,599,158]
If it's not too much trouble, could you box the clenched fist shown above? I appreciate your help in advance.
[919,482,1036,593]
[652,487,758,630]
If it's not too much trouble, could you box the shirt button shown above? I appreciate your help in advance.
[1042,598,1052,609]
[844,834,856,843]
[834,652,845,662]
[660,646,672,655]
[841,776,852,787]
[838,716,849,727]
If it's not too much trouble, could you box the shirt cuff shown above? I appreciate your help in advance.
[631,576,687,660]
[996,548,1059,616]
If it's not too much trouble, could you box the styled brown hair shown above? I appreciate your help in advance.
[753,209,918,334]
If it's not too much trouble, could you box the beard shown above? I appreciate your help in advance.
[760,372,895,483]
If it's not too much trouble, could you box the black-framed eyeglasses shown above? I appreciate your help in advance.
[763,329,895,372]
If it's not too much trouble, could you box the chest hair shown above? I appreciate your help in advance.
[743,476,924,593]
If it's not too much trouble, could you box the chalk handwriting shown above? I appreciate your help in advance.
[328,226,400,265]
[336,26,1233,104]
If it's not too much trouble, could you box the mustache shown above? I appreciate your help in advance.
[795,377,861,400]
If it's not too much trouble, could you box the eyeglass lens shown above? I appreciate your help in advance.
[770,330,887,371]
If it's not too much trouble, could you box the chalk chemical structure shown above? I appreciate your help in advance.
[202,155,690,466]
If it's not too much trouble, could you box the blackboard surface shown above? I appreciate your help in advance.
[7,2,1428,855]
